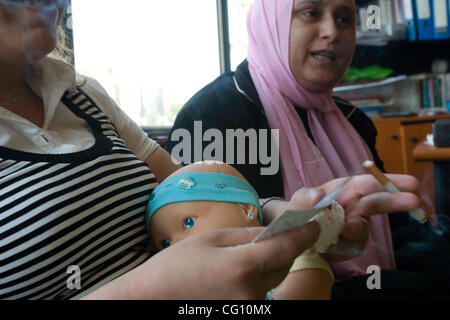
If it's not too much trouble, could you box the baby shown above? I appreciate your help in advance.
[146,161,335,299]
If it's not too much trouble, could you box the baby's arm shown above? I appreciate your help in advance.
[269,250,334,300]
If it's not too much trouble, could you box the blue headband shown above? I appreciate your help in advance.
[146,172,263,231]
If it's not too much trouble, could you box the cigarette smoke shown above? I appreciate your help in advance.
[0,0,68,63]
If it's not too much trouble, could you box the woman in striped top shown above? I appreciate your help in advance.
[0,0,424,300]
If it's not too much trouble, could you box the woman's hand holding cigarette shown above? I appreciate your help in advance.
[363,161,430,224]
[321,174,422,219]
[287,174,423,262]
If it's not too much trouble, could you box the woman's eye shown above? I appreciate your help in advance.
[337,15,354,25]
[302,10,319,18]
[183,217,196,230]
[161,240,171,249]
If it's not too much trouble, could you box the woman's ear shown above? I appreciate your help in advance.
[237,203,260,226]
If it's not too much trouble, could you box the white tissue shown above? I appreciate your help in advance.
[425,134,434,146]
[310,201,345,253]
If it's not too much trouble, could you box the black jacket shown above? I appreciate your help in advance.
[165,60,384,198]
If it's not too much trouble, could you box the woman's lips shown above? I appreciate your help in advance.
[310,50,338,65]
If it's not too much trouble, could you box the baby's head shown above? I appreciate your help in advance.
[146,161,262,251]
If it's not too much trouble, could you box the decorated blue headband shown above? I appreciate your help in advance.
[146,172,263,231]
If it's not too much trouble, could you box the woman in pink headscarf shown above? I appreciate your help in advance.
[167,0,450,298]
[246,0,396,279]
[170,0,391,277]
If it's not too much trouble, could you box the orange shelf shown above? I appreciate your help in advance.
[413,143,450,162]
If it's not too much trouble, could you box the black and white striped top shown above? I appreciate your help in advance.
[0,89,157,299]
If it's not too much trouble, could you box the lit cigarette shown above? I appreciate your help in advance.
[363,160,427,224]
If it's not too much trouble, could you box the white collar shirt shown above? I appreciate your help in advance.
[0,57,158,160]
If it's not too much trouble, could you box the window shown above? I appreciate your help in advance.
[70,0,255,128]
[71,0,220,127]
[228,0,253,70]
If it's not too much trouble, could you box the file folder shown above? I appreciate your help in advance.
[413,0,434,40]
[431,0,450,39]
[403,0,417,40]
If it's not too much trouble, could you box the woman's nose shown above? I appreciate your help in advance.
[319,15,338,42]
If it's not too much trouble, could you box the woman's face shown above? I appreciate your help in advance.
[289,0,357,92]
[0,1,63,65]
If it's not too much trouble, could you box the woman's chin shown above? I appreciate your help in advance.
[300,78,337,92]
[28,49,53,61]
[293,67,344,92]
[24,31,57,61]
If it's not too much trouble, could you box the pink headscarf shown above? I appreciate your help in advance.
[247,0,396,279]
